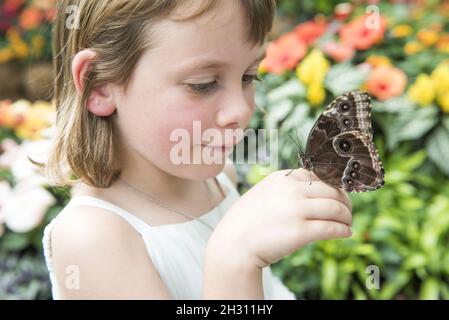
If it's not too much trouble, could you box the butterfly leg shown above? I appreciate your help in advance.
[309,170,313,186]
[285,160,301,176]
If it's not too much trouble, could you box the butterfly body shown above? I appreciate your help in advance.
[295,90,385,193]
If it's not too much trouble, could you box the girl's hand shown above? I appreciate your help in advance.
[207,168,353,269]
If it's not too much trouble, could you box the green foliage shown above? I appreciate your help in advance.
[270,144,449,299]
[0,251,51,300]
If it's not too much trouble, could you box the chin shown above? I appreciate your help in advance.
[183,162,226,181]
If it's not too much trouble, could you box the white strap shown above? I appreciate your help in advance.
[217,170,237,195]
[66,195,150,235]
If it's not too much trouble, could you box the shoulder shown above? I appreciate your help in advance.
[223,158,237,187]
[50,204,171,299]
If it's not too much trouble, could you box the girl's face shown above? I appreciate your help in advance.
[112,0,266,181]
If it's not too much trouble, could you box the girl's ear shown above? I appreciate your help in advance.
[72,49,116,117]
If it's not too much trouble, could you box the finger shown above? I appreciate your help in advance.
[305,220,352,242]
[303,198,352,226]
[301,180,352,212]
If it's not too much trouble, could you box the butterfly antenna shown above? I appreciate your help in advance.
[288,134,301,150]
[294,127,304,155]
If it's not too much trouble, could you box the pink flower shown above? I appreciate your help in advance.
[322,41,355,62]
[3,186,55,233]
[365,66,407,100]
[294,20,328,45]
[340,14,387,50]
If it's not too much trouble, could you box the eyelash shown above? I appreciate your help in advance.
[186,74,262,95]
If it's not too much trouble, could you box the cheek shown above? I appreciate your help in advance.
[136,99,214,159]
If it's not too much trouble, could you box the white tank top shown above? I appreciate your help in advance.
[42,171,296,299]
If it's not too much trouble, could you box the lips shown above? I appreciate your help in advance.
[201,144,235,148]
[199,144,235,156]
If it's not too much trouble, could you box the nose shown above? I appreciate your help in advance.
[216,85,254,129]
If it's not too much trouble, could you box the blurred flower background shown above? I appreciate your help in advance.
[1,0,449,299]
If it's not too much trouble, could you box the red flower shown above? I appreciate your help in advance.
[260,32,307,75]
[2,0,25,17]
[0,17,13,33]
[19,7,44,31]
[340,14,387,50]
[294,20,328,45]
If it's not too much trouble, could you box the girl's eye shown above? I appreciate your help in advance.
[186,80,218,95]
[186,74,262,95]
[242,74,262,85]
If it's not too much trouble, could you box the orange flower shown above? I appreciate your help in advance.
[437,34,449,54]
[417,29,439,47]
[365,66,407,101]
[404,41,423,55]
[260,32,307,75]
[19,7,44,30]
[366,55,391,68]
[294,20,328,45]
[340,14,387,50]
[322,41,355,62]
[0,100,26,128]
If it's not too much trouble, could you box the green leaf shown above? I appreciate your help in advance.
[420,277,440,300]
[374,106,438,150]
[322,258,338,298]
[264,99,294,129]
[372,96,414,113]
[324,63,369,96]
[426,126,449,176]
[379,271,412,299]
[266,78,305,103]
[280,103,310,133]
[395,107,438,141]
[398,149,427,173]
[403,253,428,270]
[0,232,31,252]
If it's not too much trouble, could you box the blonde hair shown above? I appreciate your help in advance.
[40,0,276,188]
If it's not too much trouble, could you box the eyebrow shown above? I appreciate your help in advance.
[181,51,266,71]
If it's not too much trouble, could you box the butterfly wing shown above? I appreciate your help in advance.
[301,90,384,193]
[310,130,384,192]
[305,90,373,157]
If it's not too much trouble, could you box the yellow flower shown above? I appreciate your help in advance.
[0,47,14,64]
[437,91,449,113]
[6,27,22,43]
[417,29,439,47]
[296,49,330,86]
[437,42,449,54]
[258,63,267,76]
[366,55,391,68]
[307,81,326,107]
[11,40,29,59]
[15,101,54,140]
[392,24,413,38]
[404,41,423,55]
[431,60,449,95]
[30,35,45,57]
[407,74,436,106]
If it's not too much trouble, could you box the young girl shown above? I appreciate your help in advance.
[42,0,353,299]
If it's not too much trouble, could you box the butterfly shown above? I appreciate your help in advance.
[287,90,385,193]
